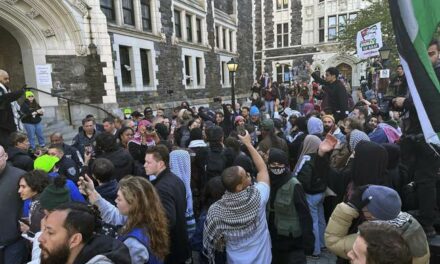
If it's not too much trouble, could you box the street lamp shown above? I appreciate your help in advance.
[227,58,239,111]
[379,43,391,66]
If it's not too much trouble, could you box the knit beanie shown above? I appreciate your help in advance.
[268,148,289,166]
[34,154,60,173]
[261,119,274,131]
[39,183,70,210]
[362,185,401,220]
[234,115,245,124]
[25,91,35,98]
[321,114,335,123]
[250,106,260,116]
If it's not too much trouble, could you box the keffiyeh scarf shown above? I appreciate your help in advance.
[203,185,261,262]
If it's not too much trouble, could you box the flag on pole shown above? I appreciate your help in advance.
[388,0,440,146]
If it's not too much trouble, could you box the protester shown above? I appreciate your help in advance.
[0,145,28,264]
[347,221,412,264]
[79,175,169,263]
[326,185,429,263]
[294,135,330,258]
[18,170,49,234]
[20,90,45,150]
[117,126,135,149]
[267,148,314,263]
[203,131,271,263]
[257,119,288,155]
[91,157,118,205]
[38,202,131,264]
[169,149,196,239]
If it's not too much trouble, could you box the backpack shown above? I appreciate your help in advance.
[204,148,227,180]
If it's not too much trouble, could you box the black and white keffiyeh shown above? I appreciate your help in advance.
[203,185,261,263]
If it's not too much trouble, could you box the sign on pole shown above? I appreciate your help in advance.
[356,22,383,59]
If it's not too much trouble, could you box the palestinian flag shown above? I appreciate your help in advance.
[388,0,440,145]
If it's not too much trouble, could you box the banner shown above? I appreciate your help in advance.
[356,22,383,59]
[388,0,440,146]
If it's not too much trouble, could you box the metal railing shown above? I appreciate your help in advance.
[29,87,115,126]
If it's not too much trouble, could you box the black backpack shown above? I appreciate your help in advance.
[205,148,227,181]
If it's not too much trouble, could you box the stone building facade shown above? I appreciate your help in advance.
[254,0,370,88]
[0,0,253,123]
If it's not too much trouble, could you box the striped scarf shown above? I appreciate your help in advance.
[203,185,261,263]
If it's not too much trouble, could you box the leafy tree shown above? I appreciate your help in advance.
[338,0,399,67]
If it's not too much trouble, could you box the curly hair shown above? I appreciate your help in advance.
[19,170,50,194]
[118,176,170,260]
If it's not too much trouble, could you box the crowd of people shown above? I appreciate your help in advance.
[0,39,439,264]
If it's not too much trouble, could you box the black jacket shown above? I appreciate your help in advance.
[268,182,314,254]
[62,143,84,167]
[0,165,25,246]
[72,234,131,264]
[152,169,190,263]
[57,155,79,182]
[95,148,134,182]
[311,72,348,121]
[72,130,99,157]
[0,86,24,132]
[96,180,118,205]
[7,146,34,171]
[20,99,42,124]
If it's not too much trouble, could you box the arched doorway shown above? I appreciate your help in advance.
[336,63,352,84]
[0,25,25,90]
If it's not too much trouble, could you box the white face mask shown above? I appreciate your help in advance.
[269,166,286,175]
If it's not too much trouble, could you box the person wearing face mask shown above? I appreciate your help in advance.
[267,148,314,264]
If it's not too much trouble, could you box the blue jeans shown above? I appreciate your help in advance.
[2,238,29,264]
[23,122,45,150]
[306,192,326,255]
[265,100,275,118]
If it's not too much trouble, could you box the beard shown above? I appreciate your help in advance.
[40,243,70,264]
[323,125,332,133]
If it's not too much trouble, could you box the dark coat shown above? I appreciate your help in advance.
[95,148,134,182]
[20,99,42,124]
[62,143,83,167]
[0,86,23,132]
[311,72,348,121]
[7,146,34,171]
[0,164,25,246]
[72,234,131,264]
[72,130,99,157]
[57,155,79,182]
[152,168,190,263]
[96,179,118,205]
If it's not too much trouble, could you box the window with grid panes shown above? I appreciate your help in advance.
[186,14,193,42]
[328,16,337,41]
[319,17,325,42]
[276,23,288,47]
[338,14,346,35]
[196,57,202,85]
[119,46,132,85]
[276,0,288,10]
[185,56,191,85]
[100,0,115,22]
[140,49,151,86]
[222,28,227,49]
[141,0,152,32]
[215,26,219,47]
[196,18,202,43]
[122,0,135,25]
[174,10,182,38]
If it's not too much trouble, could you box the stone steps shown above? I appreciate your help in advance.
[41,120,78,145]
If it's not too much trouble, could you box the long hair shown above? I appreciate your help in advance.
[118,176,170,260]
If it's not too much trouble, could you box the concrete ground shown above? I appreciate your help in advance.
[306,249,337,264]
